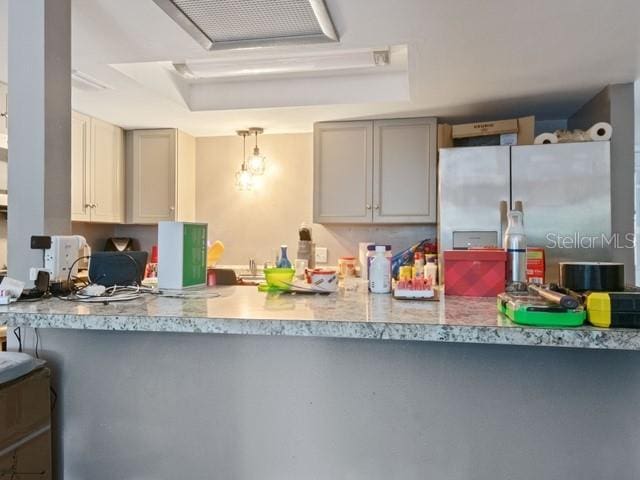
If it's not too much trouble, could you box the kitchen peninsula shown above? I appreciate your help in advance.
[2,285,640,350]
[3,286,640,479]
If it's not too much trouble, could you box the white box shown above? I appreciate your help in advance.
[158,222,207,289]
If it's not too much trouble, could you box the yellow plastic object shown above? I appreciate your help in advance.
[263,268,295,291]
[207,240,225,267]
[586,293,611,327]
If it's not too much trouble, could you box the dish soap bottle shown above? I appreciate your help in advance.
[504,210,527,287]
[277,245,292,269]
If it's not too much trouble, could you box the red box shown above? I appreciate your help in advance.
[526,247,545,285]
[443,250,506,297]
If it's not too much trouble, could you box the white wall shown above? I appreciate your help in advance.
[195,133,435,266]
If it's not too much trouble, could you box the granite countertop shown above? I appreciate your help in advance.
[0,283,639,350]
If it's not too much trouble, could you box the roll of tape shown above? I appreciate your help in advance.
[559,262,625,292]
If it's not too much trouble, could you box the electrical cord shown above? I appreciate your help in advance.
[13,326,21,352]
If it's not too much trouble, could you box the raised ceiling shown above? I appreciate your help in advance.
[0,0,638,136]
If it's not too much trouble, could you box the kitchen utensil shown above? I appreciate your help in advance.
[528,284,579,309]
[263,267,295,290]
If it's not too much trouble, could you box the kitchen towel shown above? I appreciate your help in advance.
[586,122,612,141]
[534,132,559,145]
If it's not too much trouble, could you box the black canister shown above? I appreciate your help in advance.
[559,262,625,292]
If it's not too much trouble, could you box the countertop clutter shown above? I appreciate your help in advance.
[1,284,639,351]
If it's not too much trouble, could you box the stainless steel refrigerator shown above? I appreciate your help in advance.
[438,142,611,282]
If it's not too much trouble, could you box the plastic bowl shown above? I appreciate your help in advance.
[263,268,295,290]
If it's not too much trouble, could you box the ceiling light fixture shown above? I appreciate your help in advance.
[172,48,391,80]
[235,130,254,191]
[247,128,266,176]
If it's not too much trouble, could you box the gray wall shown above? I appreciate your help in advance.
[12,329,640,480]
[569,84,636,284]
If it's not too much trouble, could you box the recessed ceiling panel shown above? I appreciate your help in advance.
[153,0,338,50]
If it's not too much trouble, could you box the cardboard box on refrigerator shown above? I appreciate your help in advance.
[438,116,535,148]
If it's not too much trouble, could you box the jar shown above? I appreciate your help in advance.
[338,256,357,278]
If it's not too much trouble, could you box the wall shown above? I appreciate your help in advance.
[11,329,640,480]
[195,134,435,266]
[568,83,636,285]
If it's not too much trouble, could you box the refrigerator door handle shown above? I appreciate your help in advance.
[500,200,509,246]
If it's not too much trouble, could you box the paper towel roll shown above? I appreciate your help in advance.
[586,122,612,141]
[534,132,559,145]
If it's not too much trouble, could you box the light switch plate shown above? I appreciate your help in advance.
[315,247,328,264]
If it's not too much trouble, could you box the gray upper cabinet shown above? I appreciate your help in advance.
[313,121,373,223]
[313,117,437,224]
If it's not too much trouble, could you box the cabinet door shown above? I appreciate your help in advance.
[127,129,176,224]
[373,118,437,223]
[0,82,7,140]
[90,118,124,223]
[313,122,373,223]
[71,112,91,221]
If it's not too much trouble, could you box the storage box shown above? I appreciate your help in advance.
[158,221,208,289]
[443,249,506,297]
[526,247,545,285]
[0,367,52,479]
[438,116,535,148]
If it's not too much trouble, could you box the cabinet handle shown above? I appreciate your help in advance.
[169,206,175,212]
[374,204,380,210]
[92,204,97,209]
[84,203,91,208]
[366,204,372,210]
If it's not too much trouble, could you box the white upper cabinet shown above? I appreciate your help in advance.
[126,129,195,224]
[71,112,124,223]
[313,117,437,224]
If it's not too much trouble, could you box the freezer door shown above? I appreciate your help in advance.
[438,146,511,252]
[511,142,611,282]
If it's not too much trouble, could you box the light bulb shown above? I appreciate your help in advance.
[235,168,253,191]
[247,147,266,176]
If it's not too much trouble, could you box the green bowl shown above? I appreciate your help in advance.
[263,268,295,291]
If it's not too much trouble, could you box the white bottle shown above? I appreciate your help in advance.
[504,210,527,285]
[369,246,391,293]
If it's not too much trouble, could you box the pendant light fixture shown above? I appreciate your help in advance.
[235,130,254,191]
[247,127,266,176]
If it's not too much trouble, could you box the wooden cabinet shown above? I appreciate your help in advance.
[125,129,195,224]
[313,117,437,224]
[71,112,124,223]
